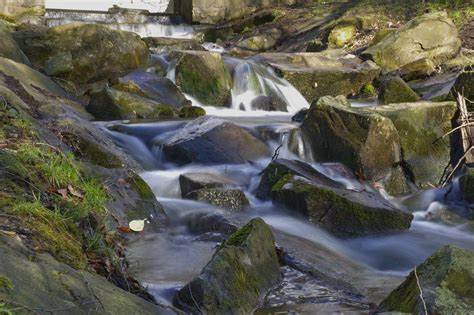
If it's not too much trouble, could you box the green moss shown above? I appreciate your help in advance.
[179,106,206,118]
[225,222,254,247]
[328,24,357,48]
[0,13,16,24]
[460,169,474,203]
[271,174,295,192]
[361,83,376,96]
[0,276,13,291]
[379,77,420,105]
[128,173,154,199]
[112,82,146,97]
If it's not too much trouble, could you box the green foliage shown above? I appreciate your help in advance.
[0,276,13,291]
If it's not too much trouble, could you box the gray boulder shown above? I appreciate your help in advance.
[187,188,250,211]
[179,172,240,198]
[362,12,461,71]
[155,116,269,165]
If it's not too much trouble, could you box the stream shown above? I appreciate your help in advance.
[100,54,474,314]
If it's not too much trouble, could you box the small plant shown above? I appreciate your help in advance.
[0,276,13,291]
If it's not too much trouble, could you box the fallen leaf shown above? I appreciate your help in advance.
[56,188,68,199]
[129,219,146,232]
[68,185,84,199]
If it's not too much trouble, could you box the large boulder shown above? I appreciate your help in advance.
[235,28,282,52]
[379,76,420,105]
[86,87,175,120]
[118,69,190,109]
[154,116,269,165]
[192,0,296,24]
[173,218,280,314]
[378,245,474,314]
[362,12,461,71]
[301,97,406,194]
[372,101,457,187]
[179,172,240,198]
[0,22,29,64]
[256,51,380,102]
[15,23,150,84]
[170,51,232,107]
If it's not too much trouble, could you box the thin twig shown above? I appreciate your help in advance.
[414,266,428,315]
[442,146,474,187]
[271,143,283,161]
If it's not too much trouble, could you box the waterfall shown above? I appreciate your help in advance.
[227,57,309,113]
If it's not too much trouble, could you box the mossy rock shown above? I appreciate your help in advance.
[379,76,420,105]
[328,24,357,48]
[173,218,280,314]
[179,172,238,198]
[179,106,206,118]
[87,87,175,121]
[271,175,413,238]
[370,28,395,46]
[399,58,436,82]
[362,12,461,71]
[0,21,30,64]
[373,101,457,188]
[379,245,474,314]
[459,168,474,203]
[301,98,405,192]
[171,51,232,107]
[453,71,474,111]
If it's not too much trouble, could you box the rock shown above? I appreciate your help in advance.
[442,55,474,71]
[0,21,29,64]
[142,37,205,52]
[372,101,457,187]
[317,95,352,107]
[379,76,420,105]
[362,12,461,71]
[459,169,474,203]
[398,58,436,81]
[0,236,173,315]
[179,172,239,198]
[291,108,309,122]
[272,175,413,238]
[256,159,347,200]
[86,87,175,120]
[306,39,326,52]
[256,51,380,102]
[16,23,150,84]
[182,212,238,237]
[301,97,404,192]
[179,106,206,118]
[236,28,282,52]
[187,188,250,211]
[328,24,357,48]
[370,28,396,46]
[378,245,474,314]
[453,70,474,110]
[171,51,232,107]
[119,69,190,109]
[173,218,280,314]
[155,116,269,165]
[409,71,459,102]
[250,95,287,112]
[193,0,296,24]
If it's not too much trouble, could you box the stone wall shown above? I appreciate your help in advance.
[0,0,44,19]
[192,0,297,24]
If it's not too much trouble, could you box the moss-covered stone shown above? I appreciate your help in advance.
[178,106,206,118]
[370,28,395,46]
[174,218,280,314]
[0,21,30,64]
[362,12,461,71]
[459,168,474,203]
[373,101,457,188]
[86,87,175,121]
[328,24,357,48]
[399,58,436,81]
[379,245,474,314]
[271,175,413,238]
[0,275,13,291]
[453,71,474,111]
[171,51,232,107]
[379,76,420,105]
[257,52,381,103]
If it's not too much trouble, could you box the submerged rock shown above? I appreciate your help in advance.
[378,245,474,314]
[187,188,250,211]
[174,218,280,314]
[86,87,175,120]
[256,51,380,102]
[156,116,269,165]
[171,51,232,107]
[15,23,150,84]
[362,12,461,71]
[379,76,420,105]
[250,95,287,112]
